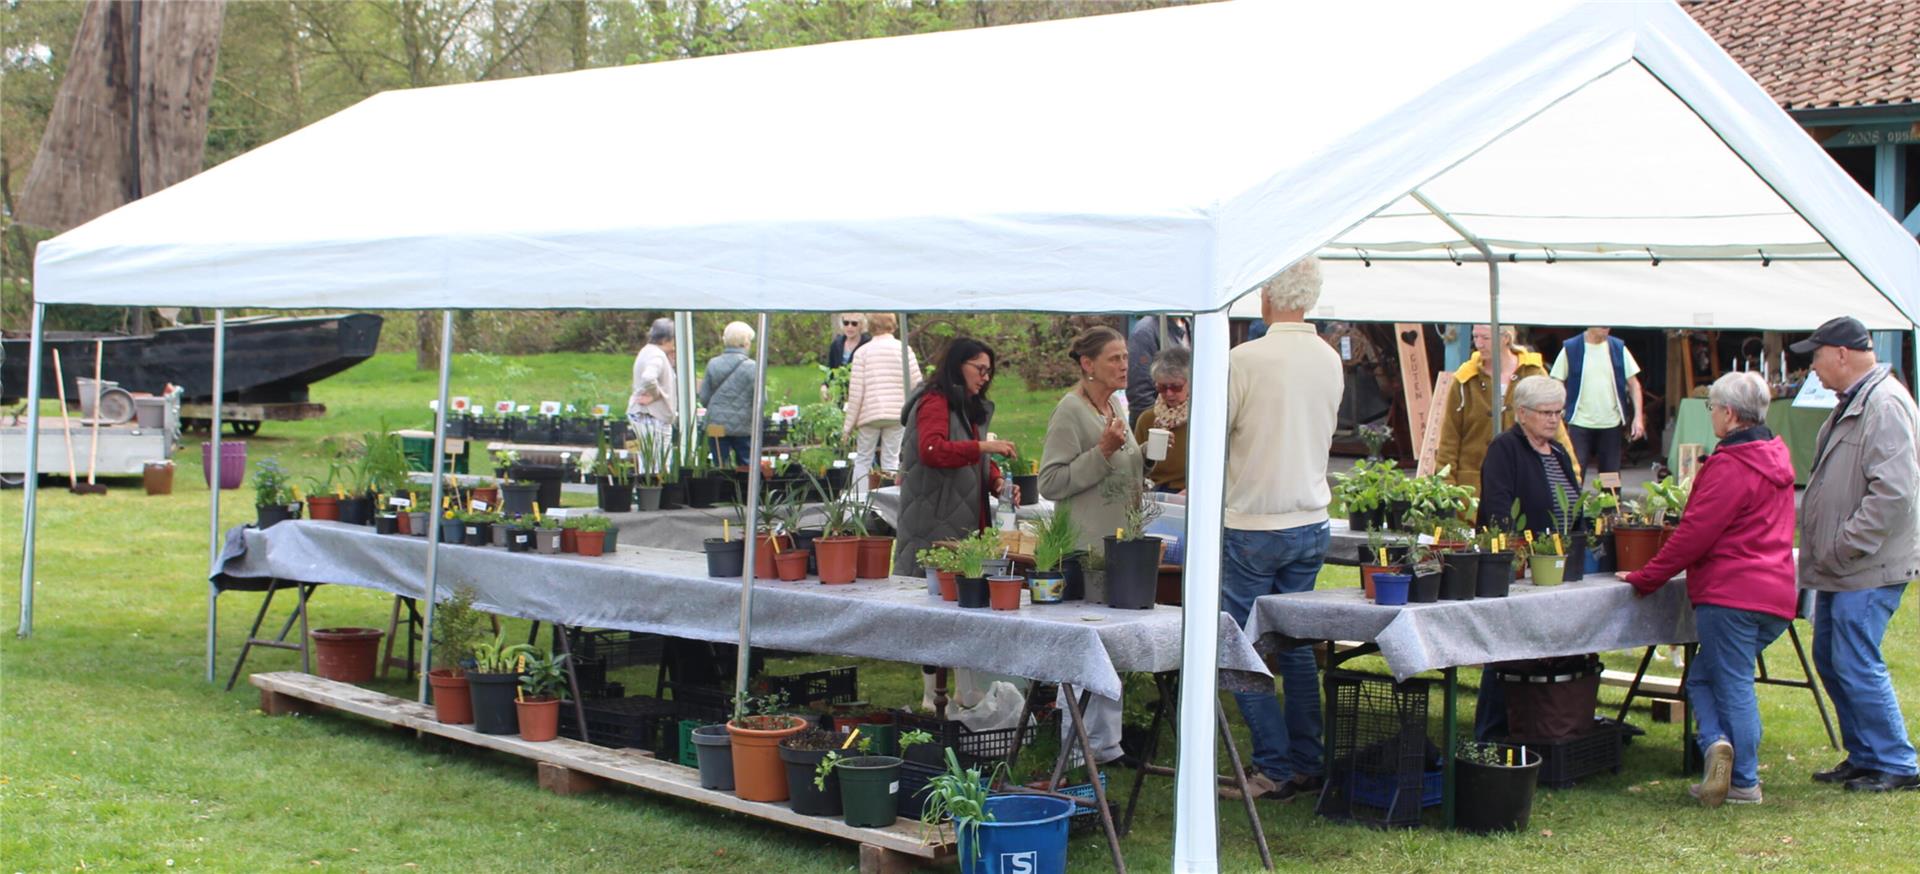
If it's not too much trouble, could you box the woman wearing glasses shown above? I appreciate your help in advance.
[820,313,871,403]
[1132,345,1190,494]
[892,337,1015,577]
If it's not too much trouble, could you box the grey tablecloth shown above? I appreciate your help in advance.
[1244,577,1697,681]
[601,505,827,554]
[867,486,1040,529]
[213,521,1269,699]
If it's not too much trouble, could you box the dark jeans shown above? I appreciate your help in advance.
[710,435,752,468]
[1566,423,1623,481]
[1221,523,1331,781]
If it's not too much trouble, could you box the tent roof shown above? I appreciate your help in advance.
[33,0,1920,329]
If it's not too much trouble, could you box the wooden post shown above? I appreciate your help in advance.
[858,844,923,874]
[537,761,606,796]
[1417,374,1454,477]
[1396,324,1434,460]
[259,688,314,716]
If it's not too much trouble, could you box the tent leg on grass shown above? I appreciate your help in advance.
[417,310,456,702]
[1174,309,1227,872]
[205,310,226,682]
[17,302,47,639]
[733,312,771,710]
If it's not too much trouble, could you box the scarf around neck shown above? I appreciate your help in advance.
[1150,398,1189,430]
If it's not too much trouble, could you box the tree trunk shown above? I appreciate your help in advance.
[416,311,439,371]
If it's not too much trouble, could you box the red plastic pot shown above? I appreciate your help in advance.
[987,575,1025,610]
[577,530,607,557]
[307,495,341,521]
[1613,526,1663,573]
[938,571,959,602]
[773,549,809,581]
[428,669,473,724]
[310,627,383,683]
[728,715,811,801]
[517,697,560,742]
[815,536,860,584]
[856,536,894,579]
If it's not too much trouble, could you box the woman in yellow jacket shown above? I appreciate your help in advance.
[1435,325,1578,497]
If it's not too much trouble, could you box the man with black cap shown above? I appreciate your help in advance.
[1794,316,1920,793]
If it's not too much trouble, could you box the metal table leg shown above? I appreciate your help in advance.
[1057,683,1127,874]
[1443,666,1457,831]
[1217,701,1273,870]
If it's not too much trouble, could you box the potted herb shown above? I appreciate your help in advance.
[502,515,535,553]
[1439,530,1482,601]
[515,649,570,742]
[1612,496,1665,573]
[466,631,534,735]
[916,545,963,601]
[1407,542,1443,603]
[809,474,864,584]
[566,514,612,557]
[253,458,302,529]
[1358,528,1411,601]
[633,428,667,512]
[1454,740,1542,834]
[304,462,344,521]
[426,588,488,724]
[459,509,497,547]
[952,529,1002,609]
[1529,532,1569,586]
[592,431,635,513]
[727,691,810,802]
[493,449,539,517]
[810,728,931,827]
[1026,502,1077,604]
[437,504,464,544]
[782,729,855,817]
[533,513,563,554]
[1475,522,1516,599]
[1332,459,1398,532]
[1100,478,1162,609]
[468,475,499,513]
[1574,486,1620,576]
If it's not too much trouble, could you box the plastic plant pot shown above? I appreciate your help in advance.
[773,550,810,581]
[373,514,399,535]
[1371,572,1412,606]
[1103,536,1161,610]
[1028,572,1066,603]
[987,575,1025,610]
[257,503,300,530]
[1476,552,1514,598]
[463,521,493,546]
[1440,551,1481,601]
[856,536,895,579]
[778,738,843,817]
[956,576,990,609]
[728,715,811,802]
[307,495,340,521]
[576,530,607,557]
[438,517,463,543]
[957,795,1076,874]
[516,697,560,741]
[704,538,745,577]
[1409,568,1443,603]
[1530,554,1568,586]
[427,669,472,724]
[465,672,521,735]
[535,528,562,554]
[815,537,860,584]
[938,571,959,602]
[635,486,664,512]
[309,627,383,682]
[597,481,633,512]
[835,755,902,828]
[691,724,736,790]
[1612,526,1663,573]
[1455,746,1542,834]
[505,526,534,552]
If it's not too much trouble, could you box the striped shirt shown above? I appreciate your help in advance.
[1539,451,1577,534]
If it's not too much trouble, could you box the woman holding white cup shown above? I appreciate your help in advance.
[1133,346,1189,494]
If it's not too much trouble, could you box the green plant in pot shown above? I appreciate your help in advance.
[632,427,669,511]
[591,430,636,513]
[916,544,963,600]
[467,630,534,735]
[426,588,488,724]
[811,728,931,828]
[515,649,570,742]
[1026,501,1078,604]
[919,746,1009,865]
[492,448,541,517]
[565,513,613,556]
[1454,740,1542,834]
[727,690,810,802]
[951,528,1002,609]
[253,457,302,529]
[809,473,864,584]
[1100,477,1163,609]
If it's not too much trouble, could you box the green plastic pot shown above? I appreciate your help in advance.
[1530,554,1567,586]
[836,755,901,828]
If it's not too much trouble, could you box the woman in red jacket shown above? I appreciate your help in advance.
[1619,372,1798,808]
[892,337,1017,578]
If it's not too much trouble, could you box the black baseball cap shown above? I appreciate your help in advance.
[1789,316,1872,354]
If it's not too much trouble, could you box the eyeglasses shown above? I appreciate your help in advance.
[1155,382,1188,394]
[965,361,994,378]
[842,320,861,327]
[1526,406,1564,417]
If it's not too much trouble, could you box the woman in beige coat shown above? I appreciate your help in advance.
[1040,325,1145,556]
[841,312,921,487]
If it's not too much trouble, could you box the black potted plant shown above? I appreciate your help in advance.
[683,443,720,509]
[592,431,635,513]
[813,729,931,825]
[704,503,748,577]
[1332,458,1397,533]
[1475,525,1515,599]
[460,509,498,546]
[503,516,535,552]
[1454,740,1542,833]
[1101,478,1162,609]
[782,729,852,817]
[952,529,1000,609]
[467,631,535,735]
[253,457,302,529]
[1407,542,1443,603]
[634,428,668,512]
[493,449,540,517]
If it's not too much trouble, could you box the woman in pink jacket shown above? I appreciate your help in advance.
[1619,371,1798,808]
[841,312,921,488]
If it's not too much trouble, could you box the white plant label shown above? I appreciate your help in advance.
[591,404,611,417]
[451,396,470,411]
[777,405,800,421]
[888,781,899,796]
[540,400,562,416]
[472,500,491,512]
[516,404,531,414]
[832,459,847,469]
[617,450,629,459]
[494,400,514,414]
[390,497,412,508]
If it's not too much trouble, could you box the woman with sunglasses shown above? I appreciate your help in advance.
[819,313,871,403]
[1133,345,1190,494]
[892,337,1015,577]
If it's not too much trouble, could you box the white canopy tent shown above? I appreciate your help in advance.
[19,1,1920,869]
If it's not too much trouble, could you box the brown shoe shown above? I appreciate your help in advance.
[1219,773,1279,801]
[1272,774,1325,803]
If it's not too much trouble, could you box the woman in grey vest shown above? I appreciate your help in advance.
[892,337,1016,577]
[697,321,758,468]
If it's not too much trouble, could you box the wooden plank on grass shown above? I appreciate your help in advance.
[249,672,948,859]
[1599,669,1681,697]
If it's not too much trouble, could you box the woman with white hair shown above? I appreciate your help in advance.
[1472,374,1583,742]
[841,312,921,487]
[1619,371,1797,807]
[698,321,759,468]
[628,317,678,473]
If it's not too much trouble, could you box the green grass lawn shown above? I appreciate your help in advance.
[4,352,1917,871]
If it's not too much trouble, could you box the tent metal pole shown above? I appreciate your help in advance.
[418,310,455,702]
[1412,191,1503,434]
[17,303,47,639]
[1172,309,1228,873]
[675,312,695,460]
[206,309,226,682]
[899,312,913,463]
[734,312,771,713]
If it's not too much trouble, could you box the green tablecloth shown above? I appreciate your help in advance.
[1666,398,1824,485]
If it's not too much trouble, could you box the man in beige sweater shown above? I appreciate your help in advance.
[1222,257,1342,801]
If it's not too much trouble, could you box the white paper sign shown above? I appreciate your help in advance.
[591,404,611,417]
[516,404,531,414]
[539,401,562,416]
[471,499,491,512]
[546,508,570,520]
[777,405,800,421]
[389,497,412,508]
[451,396,470,412]
[493,400,514,414]
[1792,370,1840,410]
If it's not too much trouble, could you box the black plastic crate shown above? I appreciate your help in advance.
[566,628,666,670]
[1316,670,1437,830]
[1507,716,1624,789]
[754,666,859,710]
[559,695,680,758]
[662,681,733,726]
[893,709,1036,769]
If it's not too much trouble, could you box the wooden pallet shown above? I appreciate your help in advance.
[250,672,952,872]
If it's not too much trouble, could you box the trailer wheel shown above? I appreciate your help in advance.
[229,420,262,436]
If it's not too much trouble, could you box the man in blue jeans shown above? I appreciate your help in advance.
[1221,257,1343,800]
[1794,317,1920,793]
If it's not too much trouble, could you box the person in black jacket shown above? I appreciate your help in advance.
[820,313,871,403]
[1474,375,1583,740]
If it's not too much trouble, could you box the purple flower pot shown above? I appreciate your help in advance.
[201,441,247,490]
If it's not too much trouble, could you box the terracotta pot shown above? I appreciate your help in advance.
[727,715,811,801]
[577,530,607,557]
[987,575,1025,610]
[814,536,860,584]
[469,487,500,510]
[516,697,561,742]
[1613,526,1664,573]
[773,549,809,581]
[856,536,894,579]
[142,462,174,496]
[309,627,383,683]
[561,527,579,553]
[753,534,791,579]
[938,571,959,602]
[307,495,341,521]
[395,511,413,535]
[427,669,473,724]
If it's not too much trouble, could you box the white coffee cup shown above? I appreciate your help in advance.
[1145,427,1173,461]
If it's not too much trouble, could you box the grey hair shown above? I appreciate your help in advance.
[1511,375,1566,412]
[1150,345,1191,383]
[1260,257,1323,313]
[648,317,675,345]
[1709,371,1770,425]
[721,320,755,349]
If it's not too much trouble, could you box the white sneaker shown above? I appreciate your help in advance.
[1689,780,1763,805]
[1694,740,1734,807]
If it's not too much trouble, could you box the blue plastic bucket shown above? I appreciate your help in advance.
[1372,573,1412,606]
[959,795,1074,874]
